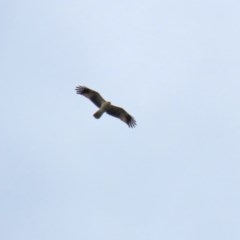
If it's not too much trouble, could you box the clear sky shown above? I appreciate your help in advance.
[1,0,240,239]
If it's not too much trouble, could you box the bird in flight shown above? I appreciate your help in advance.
[75,86,137,128]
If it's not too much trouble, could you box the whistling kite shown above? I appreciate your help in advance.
[76,86,136,128]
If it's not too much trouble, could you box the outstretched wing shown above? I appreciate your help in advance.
[106,105,137,128]
[75,86,106,108]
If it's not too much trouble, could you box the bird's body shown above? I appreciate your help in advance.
[93,101,111,119]
[75,86,136,128]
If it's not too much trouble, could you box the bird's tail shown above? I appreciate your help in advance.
[93,109,104,119]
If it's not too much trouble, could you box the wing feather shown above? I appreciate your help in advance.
[106,105,137,128]
[75,86,105,107]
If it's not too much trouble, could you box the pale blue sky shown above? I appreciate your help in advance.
[1,0,240,239]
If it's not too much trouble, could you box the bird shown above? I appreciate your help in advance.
[75,85,137,128]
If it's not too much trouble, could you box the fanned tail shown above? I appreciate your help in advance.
[93,109,104,119]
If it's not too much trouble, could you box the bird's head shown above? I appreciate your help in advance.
[102,101,111,110]
[105,101,111,109]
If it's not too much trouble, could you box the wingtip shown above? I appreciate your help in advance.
[75,85,85,95]
[128,118,137,128]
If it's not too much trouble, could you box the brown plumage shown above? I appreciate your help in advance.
[76,86,137,128]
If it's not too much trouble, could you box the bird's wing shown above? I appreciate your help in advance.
[76,86,106,107]
[106,105,137,128]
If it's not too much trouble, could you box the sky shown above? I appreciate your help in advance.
[1,0,240,239]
